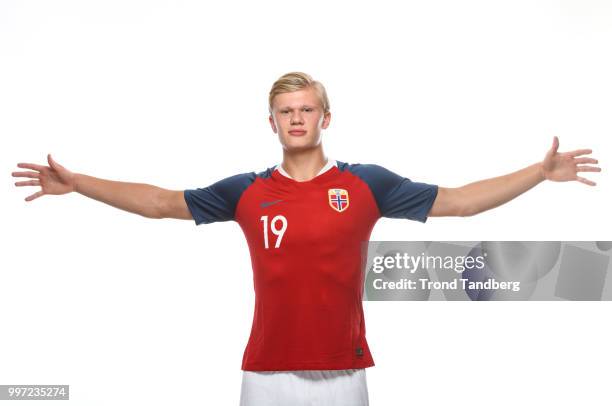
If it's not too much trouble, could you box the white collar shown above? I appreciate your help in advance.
[275,158,337,180]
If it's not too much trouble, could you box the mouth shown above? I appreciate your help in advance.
[288,130,307,136]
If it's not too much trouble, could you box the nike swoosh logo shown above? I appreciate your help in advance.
[260,199,284,208]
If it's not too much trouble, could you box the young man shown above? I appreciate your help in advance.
[12,72,601,406]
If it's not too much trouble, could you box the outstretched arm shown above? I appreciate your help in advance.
[429,137,602,217]
[12,154,192,220]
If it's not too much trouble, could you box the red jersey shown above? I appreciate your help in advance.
[184,159,438,371]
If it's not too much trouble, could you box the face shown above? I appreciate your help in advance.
[269,87,331,152]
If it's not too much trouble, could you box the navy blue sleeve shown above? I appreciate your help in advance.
[184,172,256,225]
[345,163,438,222]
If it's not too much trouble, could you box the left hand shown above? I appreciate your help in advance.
[541,136,601,186]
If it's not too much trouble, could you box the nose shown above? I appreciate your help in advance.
[290,111,304,125]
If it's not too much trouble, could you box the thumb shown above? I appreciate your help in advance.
[550,136,559,154]
[47,153,61,170]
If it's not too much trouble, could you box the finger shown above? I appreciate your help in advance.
[17,163,45,172]
[551,136,559,154]
[576,165,602,172]
[574,157,598,165]
[576,176,596,186]
[48,153,66,172]
[568,149,592,157]
[25,190,45,201]
[47,153,57,169]
[15,180,41,187]
[11,171,40,179]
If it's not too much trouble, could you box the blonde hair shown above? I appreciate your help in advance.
[268,72,330,114]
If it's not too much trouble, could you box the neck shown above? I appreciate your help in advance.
[281,146,328,182]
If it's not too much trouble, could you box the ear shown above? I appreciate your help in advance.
[269,115,278,133]
[321,111,331,129]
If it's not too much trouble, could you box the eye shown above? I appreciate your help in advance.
[303,108,313,112]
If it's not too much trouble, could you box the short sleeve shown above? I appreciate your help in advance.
[347,164,438,222]
[184,172,256,225]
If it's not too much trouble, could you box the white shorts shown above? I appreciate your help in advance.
[239,368,369,406]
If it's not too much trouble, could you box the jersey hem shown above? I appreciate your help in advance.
[241,360,375,372]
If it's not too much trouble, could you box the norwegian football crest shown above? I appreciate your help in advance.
[328,188,349,212]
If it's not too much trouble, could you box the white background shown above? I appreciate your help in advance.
[2,1,611,405]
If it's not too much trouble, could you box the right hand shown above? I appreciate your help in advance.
[12,154,77,201]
